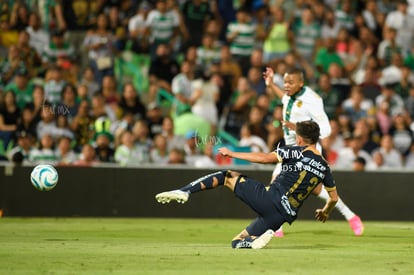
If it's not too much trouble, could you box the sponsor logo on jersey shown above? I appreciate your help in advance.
[275,145,304,160]
[281,195,297,216]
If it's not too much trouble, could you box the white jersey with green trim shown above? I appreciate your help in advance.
[281,86,331,146]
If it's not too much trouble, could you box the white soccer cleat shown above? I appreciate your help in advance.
[251,229,274,249]
[155,190,189,204]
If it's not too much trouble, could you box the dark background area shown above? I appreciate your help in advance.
[1,165,413,221]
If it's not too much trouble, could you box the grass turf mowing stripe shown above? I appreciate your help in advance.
[0,218,413,274]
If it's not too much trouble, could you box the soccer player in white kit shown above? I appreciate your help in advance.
[263,67,364,237]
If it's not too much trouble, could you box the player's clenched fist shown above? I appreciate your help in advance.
[219,147,233,158]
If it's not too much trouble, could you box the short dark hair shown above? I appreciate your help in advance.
[285,68,304,82]
[296,120,320,144]
[242,122,255,134]
[354,156,366,166]
[12,151,24,165]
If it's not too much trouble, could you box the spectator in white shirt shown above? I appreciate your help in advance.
[335,134,373,170]
[55,136,78,165]
[128,1,152,54]
[150,134,169,164]
[366,151,386,170]
[26,13,49,56]
[171,60,195,115]
[375,84,405,117]
[321,8,341,39]
[372,134,403,169]
[342,85,374,124]
[115,130,147,166]
[29,134,59,165]
[239,123,269,153]
[384,0,414,57]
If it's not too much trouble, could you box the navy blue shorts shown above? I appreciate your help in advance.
[234,176,286,236]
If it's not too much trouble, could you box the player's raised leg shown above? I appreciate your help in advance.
[155,170,234,204]
[271,163,285,237]
[156,170,277,249]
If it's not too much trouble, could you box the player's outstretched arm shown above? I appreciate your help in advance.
[263,67,285,99]
[219,147,279,164]
[315,189,338,223]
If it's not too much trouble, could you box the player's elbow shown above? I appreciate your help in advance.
[319,128,331,140]
[325,127,332,138]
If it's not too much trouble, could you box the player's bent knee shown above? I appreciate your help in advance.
[223,170,241,191]
[225,170,241,178]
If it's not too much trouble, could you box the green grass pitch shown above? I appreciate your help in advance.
[0,218,413,274]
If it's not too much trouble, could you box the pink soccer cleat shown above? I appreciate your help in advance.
[349,215,364,236]
[273,228,284,238]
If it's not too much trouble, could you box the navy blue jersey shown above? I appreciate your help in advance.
[271,145,336,223]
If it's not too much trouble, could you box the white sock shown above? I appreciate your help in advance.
[317,186,355,220]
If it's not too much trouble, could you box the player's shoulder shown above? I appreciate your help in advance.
[302,86,322,100]
[301,90,323,106]
[303,149,330,164]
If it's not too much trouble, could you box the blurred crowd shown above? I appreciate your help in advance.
[0,0,414,171]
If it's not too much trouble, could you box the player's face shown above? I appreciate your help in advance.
[283,73,304,96]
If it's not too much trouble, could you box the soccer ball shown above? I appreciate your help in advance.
[30,164,59,191]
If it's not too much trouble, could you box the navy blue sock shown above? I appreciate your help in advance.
[179,170,227,194]
[231,237,253,249]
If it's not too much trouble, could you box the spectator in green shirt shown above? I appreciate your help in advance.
[404,45,414,70]
[0,45,27,87]
[4,68,34,110]
[315,73,341,120]
[314,37,344,74]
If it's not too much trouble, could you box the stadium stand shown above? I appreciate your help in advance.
[0,0,414,170]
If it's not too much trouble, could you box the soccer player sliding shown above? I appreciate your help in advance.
[156,121,339,249]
